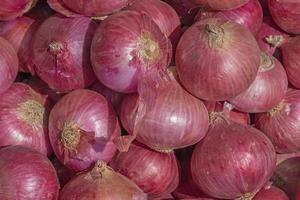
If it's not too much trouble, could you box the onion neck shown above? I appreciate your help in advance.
[60,122,81,150]
[236,193,255,200]
[17,100,45,129]
[137,32,160,62]
[268,102,285,117]
[90,161,113,180]
[48,41,65,55]
[209,112,229,125]
[205,23,225,48]
[265,35,285,48]
[259,52,274,72]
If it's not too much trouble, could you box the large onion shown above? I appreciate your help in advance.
[253,185,289,200]
[32,15,96,92]
[0,83,52,156]
[229,52,288,113]
[111,142,179,198]
[49,89,120,171]
[176,18,261,101]
[59,161,147,199]
[91,10,172,93]
[0,146,59,200]
[0,0,37,21]
[193,0,249,10]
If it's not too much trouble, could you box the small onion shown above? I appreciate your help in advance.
[253,185,289,200]
[193,0,249,10]
[49,89,120,171]
[195,0,263,34]
[0,146,59,200]
[229,53,288,113]
[51,157,76,187]
[268,0,300,34]
[59,161,147,200]
[255,89,300,153]
[0,83,52,156]
[176,18,260,101]
[0,0,37,21]
[32,15,96,92]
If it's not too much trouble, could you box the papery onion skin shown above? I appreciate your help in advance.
[193,0,249,10]
[32,15,96,92]
[191,118,276,199]
[0,146,59,200]
[59,161,147,200]
[91,10,172,93]
[51,157,76,187]
[49,89,120,172]
[176,18,260,101]
[0,83,52,156]
[268,0,300,34]
[195,0,263,34]
[0,0,37,21]
[255,89,300,153]
[111,143,179,198]
[229,53,288,113]
[253,185,289,200]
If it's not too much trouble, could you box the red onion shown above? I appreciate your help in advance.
[195,0,263,34]
[0,0,37,21]
[111,142,179,198]
[0,83,52,156]
[59,161,147,199]
[253,185,289,200]
[193,0,249,10]
[47,0,129,17]
[32,15,96,92]
[176,18,261,101]
[268,0,300,34]
[229,53,288,113]
[91,10,172,93]
[51,157,76,187]
[49,89,120,171]
[0,37,18,94]
[255,89,300,153]
[191,116,276,199]
[0,146,59,199]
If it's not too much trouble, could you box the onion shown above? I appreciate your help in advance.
[195,0,263,34]
[253,185,289,200]
[51,157,76,187]
[59,161,147,199]
[191,115,276,199]
[193,0,249,10]
[32,15,96,92]
[229,53,288,113]
[47,0,129,17]
[255,89,300,153]
[0,146,59,199]
[111,142,179,198]
[0,83,52,156]
[176,18,261,101]
[0,0,37,21]
[91,10,172,93]
[49,89,120,171]
[268,0,300,34]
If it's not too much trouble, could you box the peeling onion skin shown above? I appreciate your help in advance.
[32,15,96,93]
[0,83,52,156]
[191,119,276,199]
[49,89,120,172]
[268,0,300,34]
[0,146,59,200]
[193,0,249,10]
[255,89,300,153]
[253,185,289,200]
[0,0,37,21]
[176,18,260,101]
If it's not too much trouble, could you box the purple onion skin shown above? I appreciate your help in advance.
[49,89,120,172]
[253,185,289,200]
[32,15,96,93]
[0,0,37,21]
[0,146,59,200]
[193,0,249,10]
[191,120,276,199]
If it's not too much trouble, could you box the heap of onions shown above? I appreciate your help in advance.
[193,0,250,10]
[0,83,52,156]
[195,0,263,34]
[91,10,172,93]
[253,185,289,200]
[268,0,300,34]
[111,143,179,198]
[255,89,300,153]
[59,161,147,200]
[32,15,96,92]
[0,0,37,21]
[49,89,120,171]
[229,52,288,113]
[176,18,261,101]
[0,146,59,199]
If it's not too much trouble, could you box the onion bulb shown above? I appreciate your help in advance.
[253,185,289,200]
[0,0,37,21]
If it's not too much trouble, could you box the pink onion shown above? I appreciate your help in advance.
[0,0,37,21]
[51,157,76,187]
[253,185,289,200]
[229,53,288,113]
[195,0,263,34]
[255,89,300,153]
[0,146,59,199]
[0,83,52,156]
[176,18,261,101]
[111,142,179,198]
[268,0,300,34]
[193,0,249,10]
[49,89,120,171]
[91,10,172,93]
[59,161,147,199]
[32,15,96,92]
[191,115,276,199]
